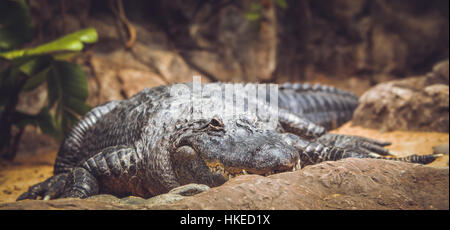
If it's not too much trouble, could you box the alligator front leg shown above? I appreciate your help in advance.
[17,173,68,200]
[70,145,143,198]
[18,145,140,200]
[281,133,442,167]
[316,133,392,156]
[282,133,362,167]
[17,167,98,200]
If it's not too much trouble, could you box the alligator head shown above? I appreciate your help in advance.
[170,113,300,187]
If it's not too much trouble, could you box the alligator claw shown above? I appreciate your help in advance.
[17,173,69,201]
[360,142,391,155]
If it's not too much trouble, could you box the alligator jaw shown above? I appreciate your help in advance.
[206,158,302,179]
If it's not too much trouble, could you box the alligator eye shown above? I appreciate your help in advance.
[209,117,224,129]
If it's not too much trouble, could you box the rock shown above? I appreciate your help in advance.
[276,0,449,81]
[86,55,126,104]
[153,158,448,210]
[159,0,277,82]
[0,198,139,210]
[1,159,447,210]
[433,144,449,155]
[140,183,210,207]
[129,43,199,84]
[86,194,121,203]
[430,60,449,85]
[65,184,208,208]
[166,183,210,196]
[352,68,449,132]
[82,14,200,105]
[15,84,47,116]
[27,1,449,84]
[15,126,58,158]
[117,68,166,98]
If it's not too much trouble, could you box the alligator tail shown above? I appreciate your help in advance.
[278,83,359,130]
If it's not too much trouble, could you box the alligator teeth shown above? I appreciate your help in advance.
[290,159,302,172]
[295,159,301,170]
[207,161,302,179]
[207,163,250,179]
[208,164,226,175]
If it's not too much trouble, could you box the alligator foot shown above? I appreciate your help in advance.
[17,173,70,201]
[17,167,99,200]
[59,167,99,199]
[316,133,392,156]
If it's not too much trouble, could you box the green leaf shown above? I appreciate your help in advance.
[63,96,91,115]
[0,28,98,60]
[22,67,50,91]
[18,56,52,76]
[61,107,80,137]
[36,107,60,138]
[46,60,90,137]
[0,0,33,51]
[12,107,60,138]
[52,51,81,61]
[54,61,89,100]
[46,67,61,108]
[0,65,21,104]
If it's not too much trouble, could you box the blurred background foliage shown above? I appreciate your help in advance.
[0,0,97,160]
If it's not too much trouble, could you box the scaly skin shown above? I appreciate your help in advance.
[17,83,441,200]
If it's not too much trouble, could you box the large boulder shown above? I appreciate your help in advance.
[2,158,448,210]
[154,158,448,210]
[352,60,449,132]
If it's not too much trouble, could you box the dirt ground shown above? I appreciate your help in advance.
[0,149,56,203]
[0,123,448,203]
[331,123,449,167]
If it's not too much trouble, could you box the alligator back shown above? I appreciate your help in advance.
[277,83,359,130]
[54,82,358,174]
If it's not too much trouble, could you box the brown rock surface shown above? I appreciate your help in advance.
[1,158,448,210]
[0,197,138,210]
[352,61,449,132]
[153,158,448,210]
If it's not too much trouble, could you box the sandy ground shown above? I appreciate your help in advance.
[0,123,448,203]
[0,149,56,203]
[331,123,449,167]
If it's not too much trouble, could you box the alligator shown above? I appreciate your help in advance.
[17,82,441,200]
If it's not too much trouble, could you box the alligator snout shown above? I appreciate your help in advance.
[242,140,299,175]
